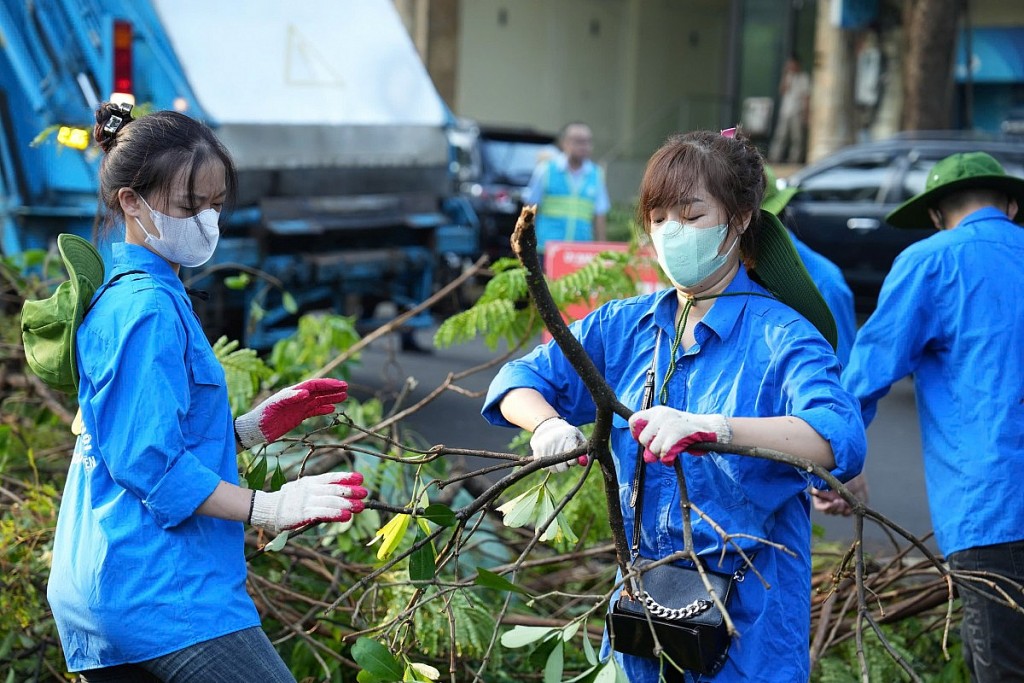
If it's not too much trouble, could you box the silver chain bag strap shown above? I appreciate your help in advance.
[606,327,750,677]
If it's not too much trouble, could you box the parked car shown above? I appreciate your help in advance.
[454,124,558,261]
[1001,106,1024,136]
[778,132,1024,312]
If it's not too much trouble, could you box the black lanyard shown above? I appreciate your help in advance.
[628,329,661,558]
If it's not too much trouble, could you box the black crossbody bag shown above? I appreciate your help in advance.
[605,331,747,676]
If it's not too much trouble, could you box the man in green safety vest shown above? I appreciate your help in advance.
[524,121,610,254]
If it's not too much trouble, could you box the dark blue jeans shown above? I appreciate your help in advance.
[948,540,1024,683]
[77,626,295,683]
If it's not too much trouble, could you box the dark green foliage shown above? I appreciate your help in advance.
[812,618,968,682]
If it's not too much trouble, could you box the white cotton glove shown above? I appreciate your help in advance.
[249,471,368,536]
[628,406,731,465]
[529,417,589,473]
[235,379,348,450]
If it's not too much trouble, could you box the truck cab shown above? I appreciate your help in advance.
[1,0,477,346]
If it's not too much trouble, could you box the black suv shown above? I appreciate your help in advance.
[455,125,557,260]
[779,132,1024,312]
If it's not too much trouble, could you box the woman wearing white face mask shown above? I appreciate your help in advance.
[47,103,370,683]
[483,130,866,681]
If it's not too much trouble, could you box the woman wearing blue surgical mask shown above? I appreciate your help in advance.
[483,130,866,682]
[47,103,370,683]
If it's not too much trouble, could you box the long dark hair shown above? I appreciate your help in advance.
[92,103,237,240]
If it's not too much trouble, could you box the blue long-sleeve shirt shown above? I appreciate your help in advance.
[48,243,259,671]
[790,231,857,368]
[844,206,1024,557]
[483,265,865,681]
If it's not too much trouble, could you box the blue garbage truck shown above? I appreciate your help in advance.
[0,0,477,347]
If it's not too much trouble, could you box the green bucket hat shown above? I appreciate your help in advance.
[750,209,838,350]
[886,151,1024,229]
[761,165,800,216]
[21,234,105,393]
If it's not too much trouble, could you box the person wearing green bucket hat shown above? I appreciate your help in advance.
[21,233,106,393]
[763,165,856,367]
[45,103,373,683]
[483,129,865,681]
[819,150,1024,681]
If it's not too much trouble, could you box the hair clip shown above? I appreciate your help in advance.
[102,115,124,135]
[720,127,737,138]
[102,102,135,135]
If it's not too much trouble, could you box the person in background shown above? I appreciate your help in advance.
[523,121,610,254]
[768,55,811,164]
[817,152,1024,682]
[763,165,857,367]
[484,129,865,681]
[47,102,369,683]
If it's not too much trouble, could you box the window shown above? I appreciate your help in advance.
[480,139,555,186]
[795,156,893,203]
[900,157,940,201]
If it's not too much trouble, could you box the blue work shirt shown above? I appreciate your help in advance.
[790,231,857,368]
[48,243,260,671]
[483,266,865,681]
[844,206,1024,557]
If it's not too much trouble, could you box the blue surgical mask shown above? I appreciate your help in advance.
[136,196,220,268]
[651,220,738,288]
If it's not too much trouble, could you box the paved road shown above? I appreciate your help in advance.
[348,326,933,555]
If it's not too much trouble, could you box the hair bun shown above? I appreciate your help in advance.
[93,102,134,152]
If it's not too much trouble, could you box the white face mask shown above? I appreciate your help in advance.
[135,195,220,268]
[651,220,739,289]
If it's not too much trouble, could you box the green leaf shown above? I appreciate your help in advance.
[282,291,298,314]
[352,638,404,679]
[263,531,289,552]
[421,503,456,527]
[409,531,436,582]
[582,629,597,665]
[555,511,580,546]
[561,621,581,642]
[474,567,531,596]
[496,484,543,528]
[408,662,440,681]
[245,457,267,489]
[543,642,564,683]
[415,517,431,536]
[249,300,265,322]
[224,273,251,289]
[30,124,59,147]
[356,670,384,683]
[500,625,557,649]
[537,487,558,541]
[270,461,286,492]
[594,658,619,683]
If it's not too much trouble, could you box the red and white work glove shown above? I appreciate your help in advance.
[249,471,368,536]
[529,416,590,473]
[235,378,348,450]
[628,406,732,465]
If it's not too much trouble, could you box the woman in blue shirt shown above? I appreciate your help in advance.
[483,130,865,681]
[47,103,368,682]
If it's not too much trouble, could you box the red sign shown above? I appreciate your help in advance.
[541,241,663,341]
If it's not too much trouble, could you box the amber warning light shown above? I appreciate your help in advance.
[57,127,90,151]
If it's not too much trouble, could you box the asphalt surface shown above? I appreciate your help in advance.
[347,325,933,555]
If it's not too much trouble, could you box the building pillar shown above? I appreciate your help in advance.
[393,0,459,109]
[427,0,459,109]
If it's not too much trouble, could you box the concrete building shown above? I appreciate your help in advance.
[395,0,1024,203]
